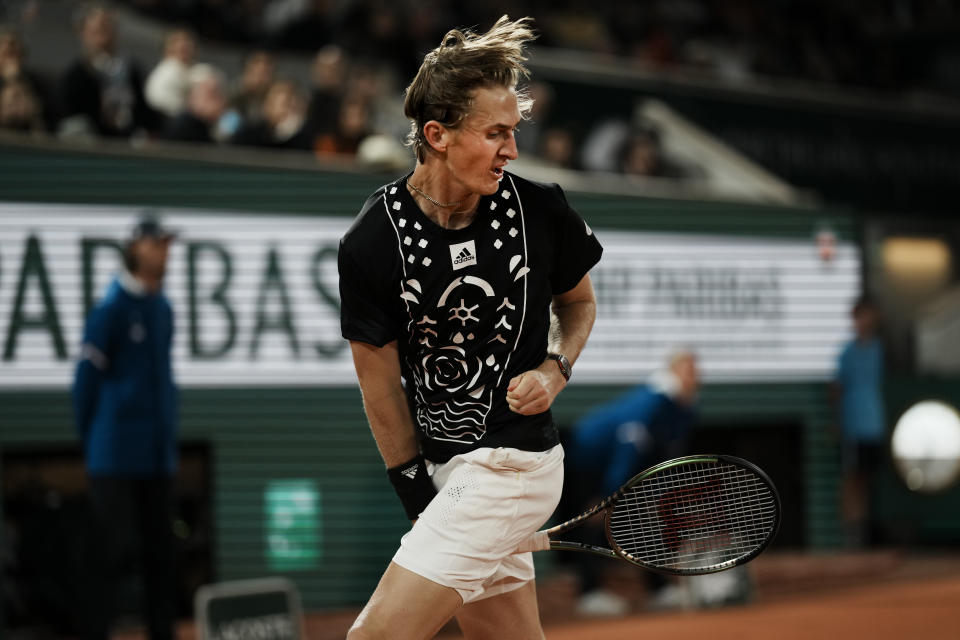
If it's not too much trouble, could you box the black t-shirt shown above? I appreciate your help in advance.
[339,171,603,462]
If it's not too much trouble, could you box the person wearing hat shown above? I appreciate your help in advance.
[72,213,179,640]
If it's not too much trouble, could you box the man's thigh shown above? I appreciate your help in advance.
[348,562,463,640]
[455,580,544,640]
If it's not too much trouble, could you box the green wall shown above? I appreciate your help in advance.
[0,382,843,609]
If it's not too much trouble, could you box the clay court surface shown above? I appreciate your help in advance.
[537,572,960,640]
[125,550,960,640]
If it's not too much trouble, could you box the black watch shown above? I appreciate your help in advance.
[547,352,572,381]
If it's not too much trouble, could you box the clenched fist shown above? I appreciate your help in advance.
[506,362,567,415]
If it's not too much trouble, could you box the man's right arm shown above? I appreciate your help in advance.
[72,306,112,442]
[351,339,437,521]
[349,339,420,467]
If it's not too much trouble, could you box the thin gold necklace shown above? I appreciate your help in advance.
[408,182,463,209]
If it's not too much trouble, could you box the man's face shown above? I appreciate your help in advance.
[443,85,521,196]
[263,83,305,124]
[854,307,878,338]
[339,98,369,138]
[82,10,115,55]
[133,236,172,282]
[243,54,274,92]
[191,77,226,123]
[167,31,195,65]
[0,33,23,64]
[0,82,36,125]
[673,355,700,403]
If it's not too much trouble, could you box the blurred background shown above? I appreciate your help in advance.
[1,0,959,638]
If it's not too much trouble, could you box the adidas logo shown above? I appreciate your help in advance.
[401,464,419,480]
[449,240,477,270]
[454,247,473,264]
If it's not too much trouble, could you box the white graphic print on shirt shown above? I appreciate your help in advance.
[385,179,528,445]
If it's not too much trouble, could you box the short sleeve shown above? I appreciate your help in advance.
[79,303,116,370]
[338,241,401,347]
[548,184,603,294]
[835,343,851,385]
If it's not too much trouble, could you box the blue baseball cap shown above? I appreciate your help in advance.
[130,212,177,241]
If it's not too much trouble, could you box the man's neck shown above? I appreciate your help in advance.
[407,164,481,230]
[121,269,160,296]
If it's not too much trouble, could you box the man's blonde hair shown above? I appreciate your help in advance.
[403,15,537,162]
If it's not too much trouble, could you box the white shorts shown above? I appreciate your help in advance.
[392,444,564,604]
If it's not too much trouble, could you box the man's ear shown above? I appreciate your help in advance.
[423,120,449,154]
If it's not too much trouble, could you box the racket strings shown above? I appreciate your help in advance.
[608,462,777,572]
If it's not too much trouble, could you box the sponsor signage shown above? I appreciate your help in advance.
[0,203,859,387]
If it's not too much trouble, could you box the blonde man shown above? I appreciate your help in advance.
[339,16,603,640]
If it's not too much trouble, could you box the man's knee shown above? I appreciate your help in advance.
[346,609,403,640]
[346,619,380,640]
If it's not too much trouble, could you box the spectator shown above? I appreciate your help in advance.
[161,63,231,144]
[580,118,631,172]
[232,79,314,150]
[313,91,373,157]
[617,127,683,178]
[515,81,555,157]
[538,127,578,170]
[0,78,45,133]
[343,61,408,144]
[566,350,700,616]
[144,28,196,120]
[308,44,348,138]
[229,49,274,125]
[58,4,159,138]
[832,295,885,548]
[0,27,53,130]
[72,214,179,640]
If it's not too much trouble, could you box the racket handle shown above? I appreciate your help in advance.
[514,530,550,553]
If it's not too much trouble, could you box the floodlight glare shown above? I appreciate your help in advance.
[891,400,960,493]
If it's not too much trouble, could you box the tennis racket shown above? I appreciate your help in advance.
[515,454,781,575]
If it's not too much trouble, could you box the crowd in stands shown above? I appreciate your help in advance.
[1,0,958,176]
[0,5,399,162]
[0,2,680,176]
[118,0,960,95]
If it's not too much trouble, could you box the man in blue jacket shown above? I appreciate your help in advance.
[567,350,699,616]
[73,214,178,640]
[833,296,885,548]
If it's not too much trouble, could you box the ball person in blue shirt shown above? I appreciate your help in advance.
[72,214,178,640]
[833,296,885,547]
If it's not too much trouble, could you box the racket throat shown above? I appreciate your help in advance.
[549,540,619,560]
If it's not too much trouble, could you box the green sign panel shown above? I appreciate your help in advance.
[265,480,322,570]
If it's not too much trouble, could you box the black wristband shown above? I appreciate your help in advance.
[386,454,437,520]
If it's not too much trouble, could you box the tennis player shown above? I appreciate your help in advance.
[338,15,602,640]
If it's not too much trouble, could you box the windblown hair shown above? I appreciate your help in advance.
[403,15,537,162]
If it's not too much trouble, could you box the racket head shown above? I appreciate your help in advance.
[604,454,781,575]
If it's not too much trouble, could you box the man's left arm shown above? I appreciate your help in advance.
[507,273,596,415]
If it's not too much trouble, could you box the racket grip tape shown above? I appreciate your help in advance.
[514,530,551,553]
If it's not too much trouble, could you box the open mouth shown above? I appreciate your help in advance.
[492,166,504,179]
